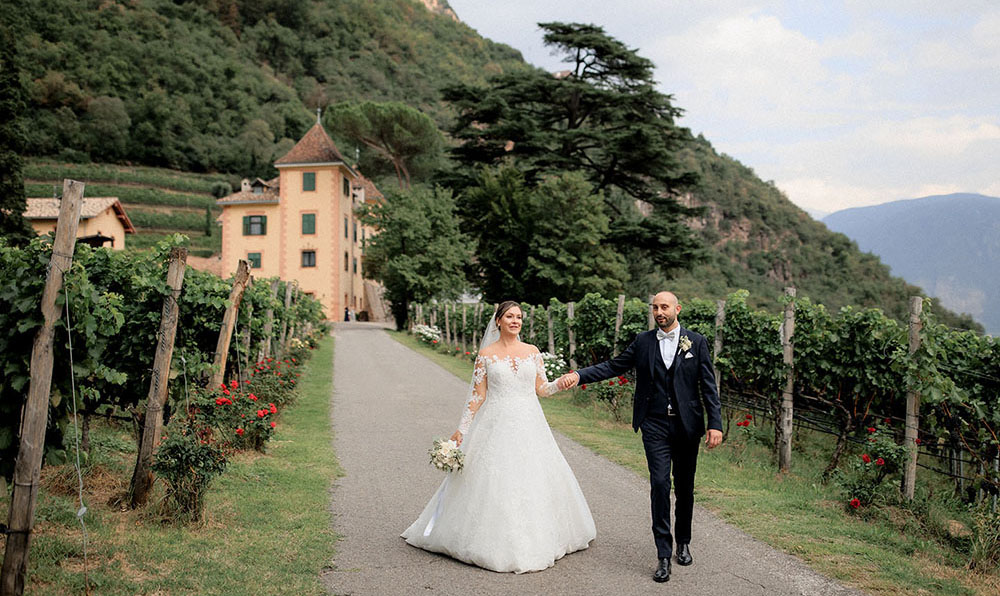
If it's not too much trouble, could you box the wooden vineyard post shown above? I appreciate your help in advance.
[279,280,293,349]
[547,306,555,355]
[902,296,924,501]
[240,299,253,383]
[647,295,655,330]
[567,302,577,370]
[260,280,280,360]
[461,304,467,353]
[778,287,796,473]
[471,303,479,347]
[2,179,84,596]
[444,303,452,346]
[713,300,726,393]
[613,294,625,356]
[129,247,188,509]
[286,285,300,347]
[209,260,251,389]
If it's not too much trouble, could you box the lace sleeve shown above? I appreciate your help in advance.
[534,352,559,397]
[457,356,488,436]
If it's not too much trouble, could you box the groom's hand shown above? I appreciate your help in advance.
[557,372,580,390]
[705,429,723,449]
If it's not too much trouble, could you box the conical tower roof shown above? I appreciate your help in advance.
[275,121,349,166]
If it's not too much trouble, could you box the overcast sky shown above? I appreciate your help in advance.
[446,1,1000,216]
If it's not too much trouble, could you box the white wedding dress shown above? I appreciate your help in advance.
[402,353,596,573]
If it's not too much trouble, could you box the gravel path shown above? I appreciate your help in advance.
[322,323,867,595]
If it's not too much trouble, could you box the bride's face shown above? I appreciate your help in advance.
[498,307,523,337]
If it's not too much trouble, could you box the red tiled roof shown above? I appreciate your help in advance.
[352,174,385,203]
[217,178,281,206]
[274,122,349,166]
[25,197,135,233]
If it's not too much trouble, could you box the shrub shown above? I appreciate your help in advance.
[413,324,442,345]
[835,422,909,511]
[969,503,1000,572]
[151,418,227,523]
[581,374,634,423]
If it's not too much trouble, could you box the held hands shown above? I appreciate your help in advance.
[556,372,580,391]
[705,429,723,449]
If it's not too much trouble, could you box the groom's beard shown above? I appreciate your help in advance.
[656,312,677,329]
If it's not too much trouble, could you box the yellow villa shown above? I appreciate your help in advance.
[24,197,135,249]
[217,119,382,320]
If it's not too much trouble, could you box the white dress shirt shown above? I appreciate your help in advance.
[656,326,679,370]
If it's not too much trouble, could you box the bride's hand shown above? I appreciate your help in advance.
[450,430,463,446]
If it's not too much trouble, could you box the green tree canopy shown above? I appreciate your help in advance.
[326,101,443,189]
[458,165,628,304]
[443,22,702,270]
[359,185,470,329]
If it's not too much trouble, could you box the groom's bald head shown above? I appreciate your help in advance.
[651,291,681,330]
[652,291,679,307]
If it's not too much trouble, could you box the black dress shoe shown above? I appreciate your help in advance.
[676,543,693,566]
[653,557,671,582]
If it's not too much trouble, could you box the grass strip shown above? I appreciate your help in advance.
[0,335,339,595]
[386,329,996,596]
[25,183,217,210]
[25,160,231,194]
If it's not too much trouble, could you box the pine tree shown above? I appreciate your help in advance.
[0,21,34,245]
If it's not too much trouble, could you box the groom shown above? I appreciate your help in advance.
[557,291,723,583]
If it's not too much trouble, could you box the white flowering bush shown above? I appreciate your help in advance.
[540,351,567,380]
[414,324,442,345]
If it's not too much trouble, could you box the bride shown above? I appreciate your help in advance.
[402,301,596,573]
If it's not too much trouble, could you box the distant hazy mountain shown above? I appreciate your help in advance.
[823,194,1000,334]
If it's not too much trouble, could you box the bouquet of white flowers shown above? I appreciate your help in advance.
[428,438,464,473]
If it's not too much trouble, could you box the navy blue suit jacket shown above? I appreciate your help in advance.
[576,327,723,437]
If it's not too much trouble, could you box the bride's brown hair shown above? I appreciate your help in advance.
[494,300,522,323]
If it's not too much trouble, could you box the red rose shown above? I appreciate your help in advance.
[257,410,266,417]
[219,383,227,390]
[270,405,277,414]
[849,498,860,509]
[236,428,244,436]
[875,458,885,466]
[915,438,922,445]
[432,340,437,344]
[867,427,876,433]
[270,421,276,428]
[230,380,239,389]
[861,454,872,463]
[223,389,230,396]
[745,414,753,420]
[884,418,891,424]
[609,381,615,386]
[465,352,470,355]
[580,384,587,390]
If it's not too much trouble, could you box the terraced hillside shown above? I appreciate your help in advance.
[24,160,235,256]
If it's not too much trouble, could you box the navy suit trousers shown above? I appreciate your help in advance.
[640,413,700,559]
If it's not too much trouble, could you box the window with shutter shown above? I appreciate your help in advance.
[244,215,266,235]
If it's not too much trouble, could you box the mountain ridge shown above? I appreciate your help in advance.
[824,193,1000,333]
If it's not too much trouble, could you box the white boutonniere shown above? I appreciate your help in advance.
[678,336,693,353]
